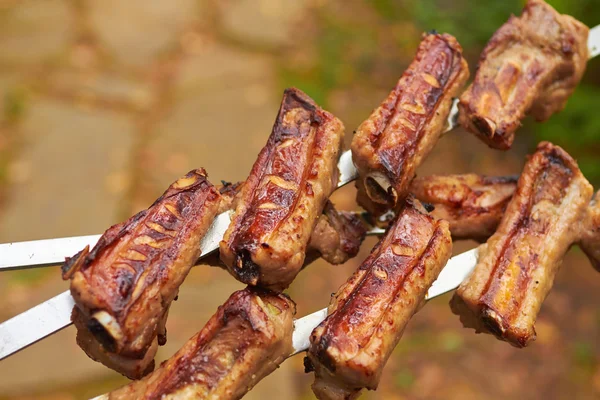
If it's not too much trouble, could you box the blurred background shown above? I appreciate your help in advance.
[0,0,598,398]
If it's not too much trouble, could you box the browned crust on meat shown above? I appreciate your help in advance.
[451,142,593,347]
[307,198,452,398]
[64,169,222,367]
[351,32,469,215]
[458,0,589,149]
[104,288,295,400]
[220,88,344,291]
[410,174,518,241]
[580,191,600,271]
[308,201,368,265]
[72,307,158,380]
[215,178,367,267]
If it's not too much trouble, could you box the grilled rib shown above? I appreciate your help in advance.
[99,287,294,400]
[351,32,469,215]
[216,179,367,266]
[580,190,600,271]
[458,0,589,149]
[411,175,600,267]
[72,307,161,379]
[220,88,344,291]
[410,174,518,241]
[308,201,368,265]
[306,198,452,399]
[62,169,222,378]
[451,142,593,347]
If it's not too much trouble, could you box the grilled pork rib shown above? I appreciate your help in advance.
[411,175,600,266]
[72,307,161,379]
[216,180,367,266]
[62,169,222,378]
[451,142,593,347]
[100,288,294,400]
[220,88,344,291]
[351,32,468,215]
[458,0,589,149]
[306,198,452,399]
[410,174,518,241]
[308,201,368,265]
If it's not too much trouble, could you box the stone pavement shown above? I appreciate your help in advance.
[0,0,305,398]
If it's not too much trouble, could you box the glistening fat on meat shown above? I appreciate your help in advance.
[351,32,469,216]
[220,88,345,291]
[62,169,223,378]
[306,198,452,400]
[451,142,593,347]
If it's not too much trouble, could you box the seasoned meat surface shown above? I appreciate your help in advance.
[307,198,452,399]
[351,32,468,215]
[410,174,518,241]
[63,169,222,377]
[216,178,367,267]
[308,201,368,265]
[101,288,295,400]
[580,191,600,271]
[458,0,589,149]
[451,142,593,347]
[220,88,344,291]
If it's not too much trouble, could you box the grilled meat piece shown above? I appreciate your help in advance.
[62,169,222,377]
[410,174,518,241]
[451,142,593,347]
[72,307,159,379]
[306,198,452,399]
[217,179,367,266]
[100,287,295,400]
[308,201,368,265]
[217,180,243,213]
[412,174,600,269]
[580,191,600,271]
[220,88,344,291]
[458,0,589,149]
[351,32,468,215]
[209,178,367,269]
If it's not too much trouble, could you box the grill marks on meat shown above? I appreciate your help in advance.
[410,174,518,241]
[215,178,367,267]
[458,0,589,149]
[101,288,294,400]
[63,169,222,378]
[351,32,469,215]
[411,174,600,262]
[451,142,593,347]
[580,191,600,271]
[306,198,452,399]
[220,88,344,291]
